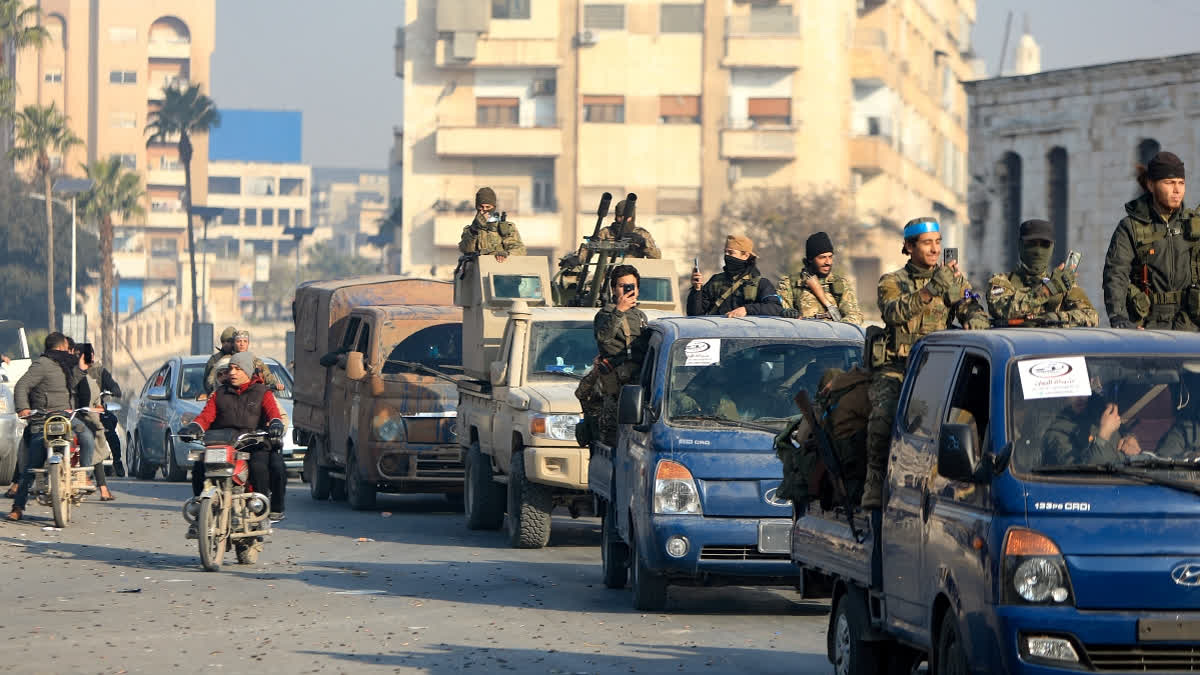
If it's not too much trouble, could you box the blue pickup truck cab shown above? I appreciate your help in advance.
[590,316,863,610]
[792,328,1200,674]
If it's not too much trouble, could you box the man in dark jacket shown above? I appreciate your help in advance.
[687,234,784,317]
[8,332,94,520]
[1102,151,1194,329]
[182,351,287,522]
[592,264,650,445]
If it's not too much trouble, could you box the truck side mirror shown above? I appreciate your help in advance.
[938,423,979,482]
[617,385,644,425]
[345,351,367,381]
[146,386,168,401]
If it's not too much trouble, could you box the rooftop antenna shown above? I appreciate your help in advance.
[995,10,1013,77]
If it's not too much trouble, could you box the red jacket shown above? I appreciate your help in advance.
[193,375,282,431]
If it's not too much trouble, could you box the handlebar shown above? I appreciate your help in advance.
[21,407,94,420]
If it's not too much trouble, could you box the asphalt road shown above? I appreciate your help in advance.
[0,478,832,674]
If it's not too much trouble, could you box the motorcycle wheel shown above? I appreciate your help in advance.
[197,494,227,572]
[49,463,69,528]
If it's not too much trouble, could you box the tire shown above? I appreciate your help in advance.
[49,462,69,528]
[601,501,629,589]
[330,477,347,501]
[165,435,188,482]
[345,446,377,510]
[829,590,884,675]
[0,442,17,487]
[306,447,331,500]
[235,540,261,565]
[464,442,504,530]
[134,435,156,480]
[630,530,668,611]
[933,611,969,675]
[197,494,227,572]
[505,451,552,548]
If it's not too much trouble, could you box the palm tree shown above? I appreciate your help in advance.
[9,102,81,332]
[0,1,47,124]
[80,157,144,368]
[145,82,219,330]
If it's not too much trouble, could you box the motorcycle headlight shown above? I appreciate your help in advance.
[529,414,580,441]
[372,407,406,443]
[1002,528,1074,605]
[653,459,702,515]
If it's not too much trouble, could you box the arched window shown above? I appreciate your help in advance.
[149,16,190,45]
[1137,138,1161,167]
[996,152,1023,268]
[45,14,65,48]
[1047,147,1068,250]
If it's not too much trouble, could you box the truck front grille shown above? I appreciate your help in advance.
[1086,644,1200,671]
[699,546,789,561]
[415,452,463,479]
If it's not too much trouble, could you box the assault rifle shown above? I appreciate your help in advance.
[794,389,863,542]
[804,275,843,322]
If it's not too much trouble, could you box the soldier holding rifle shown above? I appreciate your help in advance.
[777,232,863,324]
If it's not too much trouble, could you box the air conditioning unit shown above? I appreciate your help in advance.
[575,30,597,47]
[531,78,556,96]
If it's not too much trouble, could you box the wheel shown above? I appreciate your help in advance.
[197,494,227,572]
[630,530,668,611]
[49,462,69,528]
[934,611,969,675]
[235,540,261,565]
[464,442,504,530]
[505,451,552,549]
[829,590,885,675]
[345,446,377,510]
[165,435,188,482]
[134,435,156,480]
[306,447,331,500]
[330,477,347,501]
[0,441,17,487]
[601,501,629,589]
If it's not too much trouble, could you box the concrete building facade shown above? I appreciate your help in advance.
[312,169,390,261]
[964,53,1200,322]
[394,0,974,315]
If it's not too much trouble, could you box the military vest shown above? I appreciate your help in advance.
[795,271,847,301]
[708,272,760,313]
[880,266,953,364]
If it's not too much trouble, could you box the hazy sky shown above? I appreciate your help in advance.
[210,0,1200,171]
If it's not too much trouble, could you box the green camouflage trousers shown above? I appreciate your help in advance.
[600,395,619,446]
[865,369,903,479]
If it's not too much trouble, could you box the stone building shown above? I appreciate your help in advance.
[964,52,1200,321]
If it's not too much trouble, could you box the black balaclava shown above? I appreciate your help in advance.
[723,255,751,276]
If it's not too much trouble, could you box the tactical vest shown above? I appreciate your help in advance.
[708,272,760,314]
[879,268,952,365]
[1127,213,1187,319]
[212,381,268,436]
[795,272,846,302]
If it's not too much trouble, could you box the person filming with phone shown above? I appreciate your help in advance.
[591,264,650,445]
[987,219,1099,328]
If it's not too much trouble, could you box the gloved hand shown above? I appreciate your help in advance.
[180,422,204,442]
[1110,317,1135,329]
[1046,266,1076,295]
[781,308,801,319]
[627,233,646,249]
[926,265,958,299]
[268,419,286,441]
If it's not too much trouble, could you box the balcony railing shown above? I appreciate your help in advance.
[147,40,190,60]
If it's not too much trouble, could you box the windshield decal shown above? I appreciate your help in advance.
[683,339,720,366]
[1019,356,1092,400]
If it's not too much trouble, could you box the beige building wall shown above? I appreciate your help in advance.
[14,1,216,279]
[204,160,315,259]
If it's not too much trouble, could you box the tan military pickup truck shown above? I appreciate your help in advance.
[293,277,463,509]
[455,256,679,548]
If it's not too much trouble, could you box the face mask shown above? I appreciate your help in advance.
[723,255,750,275]
[1021,241,1054,276]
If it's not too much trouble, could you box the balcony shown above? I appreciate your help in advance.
[850,28,898,85]
[147,257,178,280]
[435,36,560,68]
[850,135,957,206]
[146,168,186,186]
[147,210,186,227]
[719,125,796,160]
[433,213,565,249]
[436,124,562,158]
[722,16,802,69]
[148,40,190,60]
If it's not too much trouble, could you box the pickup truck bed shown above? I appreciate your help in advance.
[791,506,875,588]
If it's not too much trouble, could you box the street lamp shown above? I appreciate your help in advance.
[52,178,95,317]
[191,206,225,323]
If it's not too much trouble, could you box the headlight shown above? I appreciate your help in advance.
[530,414,580,441]
[1002,528,1073,605]
[372,407,406,443]
[653,459,702,515]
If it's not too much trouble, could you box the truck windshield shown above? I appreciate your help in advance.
[1010,355,1200,481]
[382,323,463,375]
[666,339,861,428]
[526,321,595,379]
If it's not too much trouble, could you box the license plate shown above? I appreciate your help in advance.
[1139,618,1200,641]
[204,448,228,464]
[758,519,792,554]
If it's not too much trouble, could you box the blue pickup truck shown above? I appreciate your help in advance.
[792,328,1200,674]
[590,316,863,610]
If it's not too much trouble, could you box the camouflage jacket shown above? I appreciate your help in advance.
[987,267,1099,327]
[205,355,280,394]
[594,305,649,363]
[877,262,988,367]
[777,269,863,324]
[458,218,527,256]
[1102,193,1192,328]
[584,224,661,259]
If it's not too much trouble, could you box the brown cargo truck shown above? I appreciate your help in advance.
[293,277,463,508]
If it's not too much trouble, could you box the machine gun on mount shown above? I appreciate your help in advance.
[553,192,641,307]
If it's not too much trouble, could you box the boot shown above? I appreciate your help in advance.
[860,468,883,510]
[6,508,22,521]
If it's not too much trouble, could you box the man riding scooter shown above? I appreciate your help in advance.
[181,352,287,528]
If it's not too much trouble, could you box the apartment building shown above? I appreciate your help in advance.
[311,169,390,260]
[13,1,216,308]
[395,0,973,314]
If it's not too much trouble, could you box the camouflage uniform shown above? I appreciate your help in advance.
[593,304,649,445]
[862,261,989,508]
[987,268,1099,327]
[776,269,864,324]
[1042,408,1120,466]
[458,215,527,257]
[205,354,280,394]
[589,224,661,259]
[1102,192,1193,329]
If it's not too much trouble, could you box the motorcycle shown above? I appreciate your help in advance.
[27,400,119,528]
[180,429,272,572]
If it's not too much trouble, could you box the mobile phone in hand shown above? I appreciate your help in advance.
[1065,250,1081,272]
[943,247,959,266]
[693,257,699,274]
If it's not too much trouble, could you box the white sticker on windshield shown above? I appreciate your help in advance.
[683,339,720,366]
[1018,356,1092,400]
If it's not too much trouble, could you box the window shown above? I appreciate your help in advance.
[150,237,178,258]
[112,153,136,170]
[208,176,241,195]
[996,152,1023,269]
[339,317,362,352]
[44,71,62,83]
[355,323,372,355]
[244,208,257,226]
[476,97,519,127]
[493,186,519,213]
[657,186,700,214]
[660,4,703,33]
[278,209,290,227]
[583,95,625,123]
[280,177,304,196]
[262,208,274,226]
[158,155,182,170]
[747,98,791,126]
[220,208,238,225]
[382,324,463,373]
[492,0,530,19]
[110,112,136,129]
[659,95,700,124]
[532,172,555,211]
[247,176,275,196]
[584,4,626,30]
[902,348,959,439]
[109,70,137,84]
[946,354,991,458]
[1047,147,1069,250]
[579,186,624,213]
[109,26,136,43]
[294,210,306,228]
